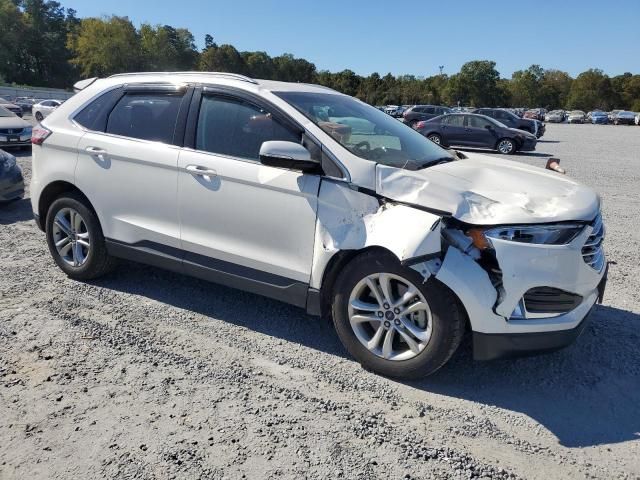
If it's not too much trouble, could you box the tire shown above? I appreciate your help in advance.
[45,192,116,280]
[426,133,442,145]
[496,138,516,154]
[35,111,43,122]
[331,251,465,379]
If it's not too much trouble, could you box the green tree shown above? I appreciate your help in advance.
[456,60,506,107]
[0,0,27,83]
[567,69,618,111]
[540,69,572,109]
[140,24,197,71]
[242,51,275,79]
[198,44,246,73]
[509,65,544,107]
[67,16,142,77]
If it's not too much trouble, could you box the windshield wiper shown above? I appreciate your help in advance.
[417,156,455,169]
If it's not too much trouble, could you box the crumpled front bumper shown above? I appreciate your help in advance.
[433,221,606,360]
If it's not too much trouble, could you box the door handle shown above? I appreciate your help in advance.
[85,146,107,155]
[185,165,218,177]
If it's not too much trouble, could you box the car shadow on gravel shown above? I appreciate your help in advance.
[0,198,33,224]
[92,262,348,357]
[91,263,639,449]
[410,305,640,448]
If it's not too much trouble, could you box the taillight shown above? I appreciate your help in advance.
[415,121,427,129]
[31,125,51,145]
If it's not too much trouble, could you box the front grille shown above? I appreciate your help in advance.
[523,287,582,314]
[0,128,24,135]
[582,213,605,271]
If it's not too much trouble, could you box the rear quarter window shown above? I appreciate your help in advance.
[106,92,183,143]
[74,88,123,132]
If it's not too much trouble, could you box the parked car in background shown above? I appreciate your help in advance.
[29,72,607,378]
[567,110,585,124]
[13,97,38,114]
[416,113,536,154]
[523,108,546,121]
[32,99,63,122]
[635,113,640,125]
[591,111,609,124]
[0,100,23,118]
[402,105,451,127]
[471,108,545,138]
[613,111,636,125]
[607,110,621,123]
[0,148,24,202]
[0,106,32,149]
[384,105,402,117]
[545,110,565,123]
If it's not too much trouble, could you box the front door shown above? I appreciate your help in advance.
[177,90,320,305]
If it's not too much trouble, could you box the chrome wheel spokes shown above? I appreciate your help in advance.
[52,208,90,267]
[348,273,433,361]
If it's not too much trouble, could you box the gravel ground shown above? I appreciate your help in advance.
[1,123,639,480]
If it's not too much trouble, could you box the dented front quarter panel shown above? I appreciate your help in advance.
[309,180,442,289]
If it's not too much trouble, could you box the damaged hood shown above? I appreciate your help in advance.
[376,153,600,225]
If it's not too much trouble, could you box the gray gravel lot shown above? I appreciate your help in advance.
[1,123,639,479]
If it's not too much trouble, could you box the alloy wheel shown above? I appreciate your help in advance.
[51,207,91,267]
[498,139,514,154]
[347,273,433,361]
[427,134,441,145]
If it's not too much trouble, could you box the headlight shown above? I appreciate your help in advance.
[467,224,584,249]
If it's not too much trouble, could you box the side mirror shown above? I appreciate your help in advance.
[484,124,494,130]
[259,141,320,172]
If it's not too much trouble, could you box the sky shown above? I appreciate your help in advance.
[63,0,640,78]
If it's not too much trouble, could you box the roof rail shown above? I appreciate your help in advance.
[107,71,259,85]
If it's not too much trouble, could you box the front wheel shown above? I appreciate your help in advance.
[331,251,465,378]
[45,193,116,280]
[427,133,442,145]
[35,111,43,122]
[496,138,516,154]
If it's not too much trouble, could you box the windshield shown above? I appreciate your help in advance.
[0,106,16,117]
[275,91,454,170]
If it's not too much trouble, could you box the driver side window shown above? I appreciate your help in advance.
[196,95,300,160]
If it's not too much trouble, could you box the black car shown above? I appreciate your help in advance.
[471,108,545,138]
[403,105,452,127]
[0,149,24,202]
[13,97,38,114]
[416,113,537,155]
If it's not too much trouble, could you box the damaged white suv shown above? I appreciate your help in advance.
[30,72,607,378]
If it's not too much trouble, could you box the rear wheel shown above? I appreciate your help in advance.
[496,138,516,154]
[331,251,465,378]
[427,133,442,145]
[45,193,116,280]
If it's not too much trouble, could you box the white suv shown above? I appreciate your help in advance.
[30,72,607,378]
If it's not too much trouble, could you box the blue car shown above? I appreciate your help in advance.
[591,111,609,124]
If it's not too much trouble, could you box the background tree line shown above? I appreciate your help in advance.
[2,0,640,111]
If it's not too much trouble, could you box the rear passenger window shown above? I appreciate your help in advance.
[196,96,299,160]
[106,93,183,143]
[74,88,122,131]
[443,115,464,127]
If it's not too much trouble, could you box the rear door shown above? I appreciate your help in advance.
[440,114,466,145]
[75,84,191,250]
[176,87,320,305]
